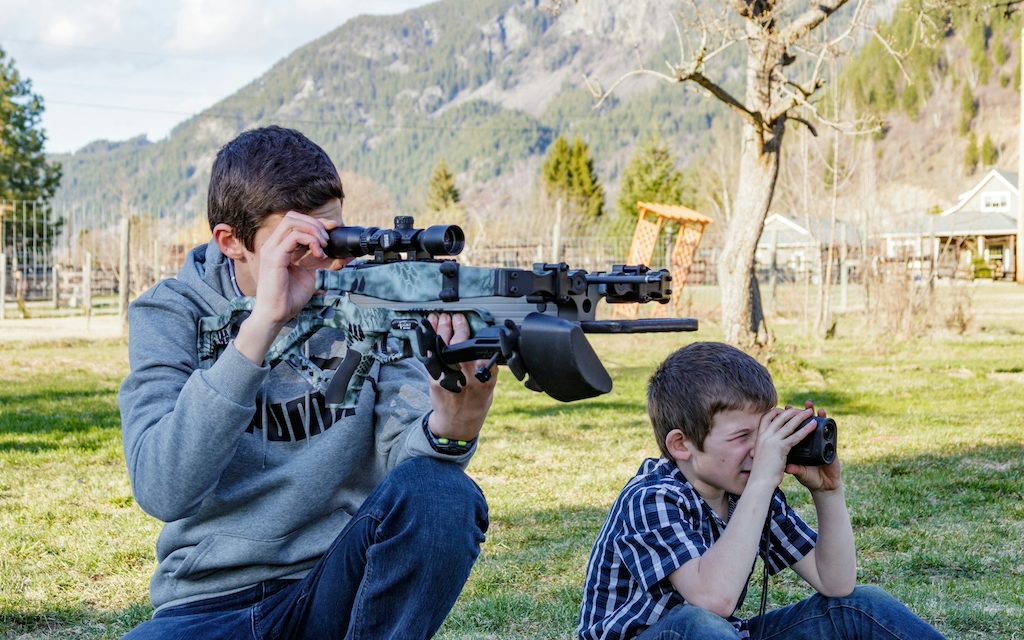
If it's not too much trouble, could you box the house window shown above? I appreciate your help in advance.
[982,191,1010,211]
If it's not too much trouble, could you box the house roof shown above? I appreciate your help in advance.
[882,210,1017,238]
[758,213,862,247]
[995,170,1019,189]
[947,168,1019,215]
[636,202,713,225]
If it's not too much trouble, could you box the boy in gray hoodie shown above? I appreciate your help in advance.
[119,125,497,639]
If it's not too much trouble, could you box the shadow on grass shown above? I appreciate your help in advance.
[504,398,641,419]
[0,601,150,639]
[0,388,121,440]
[500,388,867,422]
[773,388,873,418]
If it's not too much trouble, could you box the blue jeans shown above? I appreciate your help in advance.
[636,586,946,639]
[123,457,489,640]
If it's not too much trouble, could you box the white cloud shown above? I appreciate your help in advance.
[0,0,433,152]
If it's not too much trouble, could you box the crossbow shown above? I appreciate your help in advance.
[198,216,698,408]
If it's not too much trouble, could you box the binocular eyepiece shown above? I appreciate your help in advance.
[787,416,838,467]
[326,215,464,259]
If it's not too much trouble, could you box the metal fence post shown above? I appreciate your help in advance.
[839,223,848,312]
[119,216,130,329]
[0,252,6,321]
[83,251,92,320]
[52,264,60,310]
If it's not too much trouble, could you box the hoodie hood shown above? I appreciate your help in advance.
[176,242,238,316]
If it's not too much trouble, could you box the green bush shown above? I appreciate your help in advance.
[973,258,994,279]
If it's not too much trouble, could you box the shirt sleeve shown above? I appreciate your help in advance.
[763,488,818,575]
[612,486,708,593]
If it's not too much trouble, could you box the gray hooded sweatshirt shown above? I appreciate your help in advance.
[119,241,474,612]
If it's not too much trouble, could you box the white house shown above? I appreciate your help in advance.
[756,213,862,280]
[881,169,1019,279]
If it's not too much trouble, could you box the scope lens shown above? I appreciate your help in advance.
[419,224,465,256]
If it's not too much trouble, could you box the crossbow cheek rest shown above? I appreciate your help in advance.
[516,312,612,402]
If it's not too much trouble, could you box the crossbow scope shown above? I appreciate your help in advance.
[326,215,464,260]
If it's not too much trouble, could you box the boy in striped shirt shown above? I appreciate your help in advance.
[578,342,944,639]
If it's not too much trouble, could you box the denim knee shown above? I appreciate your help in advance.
[641,604,741,640]
[832,585,897,610]
[384,457,489,539]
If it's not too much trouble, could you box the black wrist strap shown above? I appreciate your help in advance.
[421,411,476,455]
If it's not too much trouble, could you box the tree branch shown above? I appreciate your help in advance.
[775,85,882,136]
[779,0,853,46]
[789,115,819,137]
[684,69,763,129]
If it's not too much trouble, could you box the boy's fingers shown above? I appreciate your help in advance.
[282,211,329,243]
[434,313,454,344]
[779,408,814,436]
[451,314,470,343]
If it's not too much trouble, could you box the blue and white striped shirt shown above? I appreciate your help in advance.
[577,458,817,640]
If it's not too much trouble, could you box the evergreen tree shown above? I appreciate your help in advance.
[541,136,572,194]
[425,158,461,212]
[963,132,979,174]
[569,137,604,219]
[0,46,63,260]
[541,135,604,219]
[616,139,686,219]
[959,86,976,136]
[0,46,62,203]
[980,134,998,167]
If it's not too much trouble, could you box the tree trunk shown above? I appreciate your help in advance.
[717,25,785,348]
[718,121,782,347]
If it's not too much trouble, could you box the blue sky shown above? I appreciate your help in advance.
[1,0,432,154]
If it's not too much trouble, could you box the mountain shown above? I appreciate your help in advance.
[51,0,733,225]
[53,0,1003,237]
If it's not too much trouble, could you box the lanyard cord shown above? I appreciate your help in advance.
[752,517,771,640]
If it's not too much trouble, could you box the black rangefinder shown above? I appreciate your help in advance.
[787,416,837,466]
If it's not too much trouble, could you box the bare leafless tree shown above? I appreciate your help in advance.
[582,0,895,347]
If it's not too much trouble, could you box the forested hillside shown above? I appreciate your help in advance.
[836,1,1023,214]
[50,0,1020,231]
[52,0,732,220]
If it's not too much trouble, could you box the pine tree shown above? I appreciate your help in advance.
[0,46,63,260]
[569,137,604,219]
[541,136,572,195]
[963,132,979,174]
[616,139,686,219]
[0,46,62,203]
[425,158,460,212]
[541,135,604,219]
[959,86,976,136]
[980,134,998,167]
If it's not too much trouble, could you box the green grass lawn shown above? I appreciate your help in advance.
[1,291,1023,639]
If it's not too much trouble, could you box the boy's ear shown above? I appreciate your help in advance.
[665,429,696,462]
[213,223,247,261]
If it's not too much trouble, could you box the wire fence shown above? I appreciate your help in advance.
[0,198,985,325]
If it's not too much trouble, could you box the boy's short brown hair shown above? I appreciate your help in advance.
[647,342,777,459]
[207,126,344,251]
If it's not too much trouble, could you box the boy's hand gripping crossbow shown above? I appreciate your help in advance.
[198,216,698,409]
